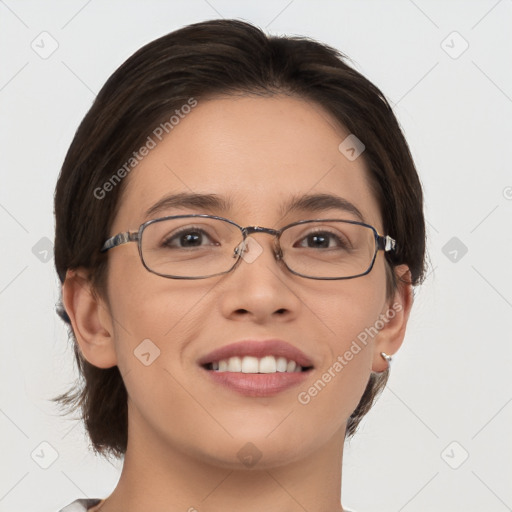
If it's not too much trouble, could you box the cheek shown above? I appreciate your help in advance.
[105,250,210,368]
[305,260,387,351]
[105,270,214,444]
[297,266,387,410]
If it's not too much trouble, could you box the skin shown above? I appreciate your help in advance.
[63,94,413,512]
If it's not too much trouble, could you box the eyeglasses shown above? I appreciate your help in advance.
[100,214,397,280]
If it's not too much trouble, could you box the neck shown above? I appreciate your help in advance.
[99,401,347,512]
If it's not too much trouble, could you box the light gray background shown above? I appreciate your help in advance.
[1,1,511,511]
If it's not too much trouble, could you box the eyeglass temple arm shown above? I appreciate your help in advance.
[377,235,396,252]
[100,231,139,252]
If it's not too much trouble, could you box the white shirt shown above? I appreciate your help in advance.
[58,499,103,511]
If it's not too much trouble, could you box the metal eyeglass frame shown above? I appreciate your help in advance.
[100,214,397,280]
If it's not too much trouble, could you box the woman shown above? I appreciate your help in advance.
[54,18,426,512]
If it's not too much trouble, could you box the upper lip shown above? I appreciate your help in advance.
[197,339,315,368]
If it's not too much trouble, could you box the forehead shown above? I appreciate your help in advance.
[112,94,382,232]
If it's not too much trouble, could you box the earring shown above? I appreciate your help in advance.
[380,352,392,366]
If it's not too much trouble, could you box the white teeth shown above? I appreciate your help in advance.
[286,360,297,372]
[211,355,306,373]
[228,356,242,372]
[259,355,277,373]
[241,356,259,373]
[276,357,288,372]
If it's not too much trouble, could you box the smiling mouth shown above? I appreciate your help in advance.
[202,355,314,373]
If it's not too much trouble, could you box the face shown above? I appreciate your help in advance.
[97,94,398,468]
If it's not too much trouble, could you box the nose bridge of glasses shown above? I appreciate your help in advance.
[235,225,282,260]
[243,225,281,237]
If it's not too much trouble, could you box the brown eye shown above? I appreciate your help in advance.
[162,227,217,248]
[295,231,350,250]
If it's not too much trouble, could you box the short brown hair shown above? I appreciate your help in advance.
[53,18,427,459]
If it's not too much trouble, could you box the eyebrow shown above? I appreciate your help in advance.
[280,193,365,223]
[144,192,233,220]
[143,192,365,223]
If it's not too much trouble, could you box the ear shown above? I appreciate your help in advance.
[372,264,414,372]
[61,268,118,369]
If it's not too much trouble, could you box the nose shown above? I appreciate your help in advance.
[217,233,301,324]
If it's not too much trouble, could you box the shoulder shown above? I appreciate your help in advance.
[57,498,104,512]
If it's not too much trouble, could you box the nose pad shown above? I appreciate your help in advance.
[233,236,283,264]
[274,238,283,261]
[233,237,264,264]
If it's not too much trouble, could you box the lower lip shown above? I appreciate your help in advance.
[201,368,312,397]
